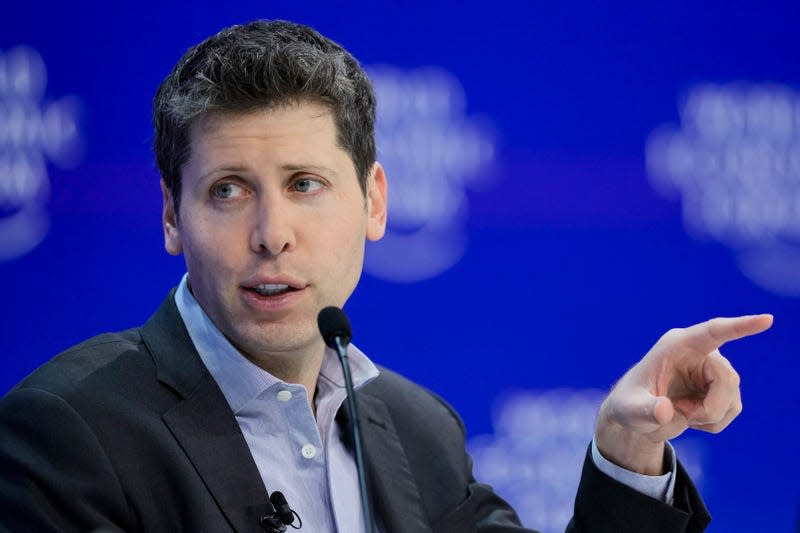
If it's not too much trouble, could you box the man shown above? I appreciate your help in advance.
[0,20,772,532]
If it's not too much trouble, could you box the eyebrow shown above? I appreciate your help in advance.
[199,163,340,181]
[280,163,340,177]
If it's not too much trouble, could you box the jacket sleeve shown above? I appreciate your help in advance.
[0,387,132,532]
[568,445,712,533]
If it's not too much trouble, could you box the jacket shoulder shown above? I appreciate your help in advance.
[363,366,467,447]
[369,366,463,410]
[9,328,151,400]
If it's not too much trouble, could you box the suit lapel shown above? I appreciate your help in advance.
[142,292,271,532]
[356,393,433,533]
[162,374,271,532]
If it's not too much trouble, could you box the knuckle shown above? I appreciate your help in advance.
[719,365,741,388]
[706,317,725,339]
[660,328,683,343]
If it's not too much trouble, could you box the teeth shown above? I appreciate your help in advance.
[252,284,290,296]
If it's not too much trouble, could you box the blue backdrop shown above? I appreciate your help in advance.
[2,2,798,531]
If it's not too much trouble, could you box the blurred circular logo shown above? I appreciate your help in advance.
[364,66,496,282]
[647,83,800,296]
[0,46,83,261]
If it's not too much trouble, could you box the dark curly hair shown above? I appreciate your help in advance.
[153,20,376,213]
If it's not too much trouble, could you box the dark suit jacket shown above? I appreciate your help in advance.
[0,292,711,532]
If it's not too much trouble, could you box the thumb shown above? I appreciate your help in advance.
[652,396,675,426]
[608,390,674,433]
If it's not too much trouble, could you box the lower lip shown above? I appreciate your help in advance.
[240,287,304,313]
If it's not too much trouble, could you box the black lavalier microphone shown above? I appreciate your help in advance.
[259,491,301,532]
[317,306,375,533]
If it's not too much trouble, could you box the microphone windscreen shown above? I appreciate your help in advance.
[317,306,352,348]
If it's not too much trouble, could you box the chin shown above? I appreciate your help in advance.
[240,325,316,355]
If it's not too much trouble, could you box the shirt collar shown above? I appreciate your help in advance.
[173,273,379,414]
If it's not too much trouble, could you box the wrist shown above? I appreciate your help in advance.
[595,408,666,476]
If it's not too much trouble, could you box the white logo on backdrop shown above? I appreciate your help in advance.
[468,389,704,532]
[647,83,800,296]
[364,66,496,282]
[0,46,83,261]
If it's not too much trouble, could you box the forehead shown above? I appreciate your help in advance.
[181,101,358,178]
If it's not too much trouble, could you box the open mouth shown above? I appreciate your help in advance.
[248,284,298,297]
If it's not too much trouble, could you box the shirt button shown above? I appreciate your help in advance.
[276,390,292,402]
[301,444,317,459]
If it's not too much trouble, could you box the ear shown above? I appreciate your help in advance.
[161,179,183,256]
[365,162,388,241]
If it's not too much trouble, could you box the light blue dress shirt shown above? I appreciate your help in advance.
[174,273,675,531]
[175,275,378,532]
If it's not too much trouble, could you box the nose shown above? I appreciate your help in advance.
[250,196,295,256]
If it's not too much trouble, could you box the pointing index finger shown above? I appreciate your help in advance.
[681,314,773,355]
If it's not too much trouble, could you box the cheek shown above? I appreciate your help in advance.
[182,224,238,279]
[330,227,367,283]
[310,214,363,268]
[329,213,367,253]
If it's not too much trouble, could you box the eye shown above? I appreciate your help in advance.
[292,178,324,193]
[211,182,247,200]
